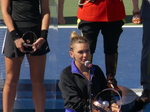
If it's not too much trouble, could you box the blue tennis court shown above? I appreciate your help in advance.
[0,25,149,111]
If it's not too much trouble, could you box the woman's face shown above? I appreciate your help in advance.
[70,43,90,65]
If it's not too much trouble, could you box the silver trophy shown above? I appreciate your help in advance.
[92,88,122,112]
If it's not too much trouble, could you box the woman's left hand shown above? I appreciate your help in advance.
[110,103,120,112]
[30,37,45,53]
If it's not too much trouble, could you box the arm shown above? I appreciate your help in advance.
[32,0,50,52]
[132,0,140,13]
[40,0,50,31]
[1,0,26,52]
[58,0,66,24]
[131,0,141,24]
[1,0,15,32]
[58,69,87,111]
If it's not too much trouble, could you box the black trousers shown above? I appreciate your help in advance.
[78,19,124,54]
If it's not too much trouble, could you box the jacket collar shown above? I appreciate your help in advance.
[71,60,95,75]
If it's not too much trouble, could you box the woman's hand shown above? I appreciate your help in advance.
[30,37,45,53]
[110,103,120,112]
[14,38,26,53]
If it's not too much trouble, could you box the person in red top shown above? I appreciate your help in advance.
[77,0,126,94]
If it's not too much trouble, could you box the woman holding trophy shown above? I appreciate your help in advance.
[59,31,120,112]
[1,0,50,112]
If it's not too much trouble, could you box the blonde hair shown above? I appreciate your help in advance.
[69,31,89,51]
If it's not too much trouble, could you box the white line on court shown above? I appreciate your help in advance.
[0,25,143,29]
[57,25,143,28]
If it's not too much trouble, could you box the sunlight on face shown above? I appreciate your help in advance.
[70,43,90,65]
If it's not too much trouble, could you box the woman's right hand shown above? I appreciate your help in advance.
[14,38,26,53]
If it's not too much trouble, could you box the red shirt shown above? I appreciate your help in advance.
[77,0,126,22]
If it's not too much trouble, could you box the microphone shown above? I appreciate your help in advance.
[84,61,93,68]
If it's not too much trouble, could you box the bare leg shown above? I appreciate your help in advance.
[27,55,46,112]
[3,56,24,112]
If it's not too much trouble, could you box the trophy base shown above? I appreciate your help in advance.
[118,86,144,112]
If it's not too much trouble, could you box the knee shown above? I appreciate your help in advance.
[4,80,18,89]
[31,80,45,87]
[104,46,118,54]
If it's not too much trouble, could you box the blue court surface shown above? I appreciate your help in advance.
[0,25,149,111]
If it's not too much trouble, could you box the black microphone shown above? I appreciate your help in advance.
[84,61,93,69]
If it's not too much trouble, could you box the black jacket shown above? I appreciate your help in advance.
[58,64,108,112]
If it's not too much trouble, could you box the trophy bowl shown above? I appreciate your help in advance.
[92,88,122,112]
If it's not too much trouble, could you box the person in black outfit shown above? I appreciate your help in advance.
[58,31,120,112]
[1,0,50,112]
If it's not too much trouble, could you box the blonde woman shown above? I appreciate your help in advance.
[59,31,119,112]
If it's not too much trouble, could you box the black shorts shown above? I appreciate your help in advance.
[2,26,50,58]
[78,19,124,54]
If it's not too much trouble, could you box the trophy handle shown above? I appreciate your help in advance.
[22,31,37,52]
